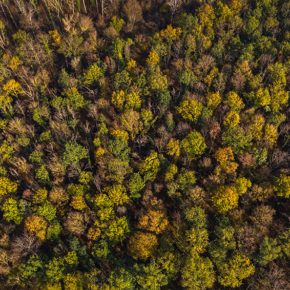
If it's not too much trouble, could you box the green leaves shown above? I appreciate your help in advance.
[63,142,88,169]
[181,131,207,160]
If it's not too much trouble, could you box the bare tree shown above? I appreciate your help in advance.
[123,0,143,31]
[167,0,183,18]
[10,233,41,262]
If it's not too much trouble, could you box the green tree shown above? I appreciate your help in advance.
[63,142,88,169]
[257,237,282,266]
[275,175,290,198]
[181,253,215,290]
[2,198,24,224]
[139,152,160,182]
[177,99,203,122]
[181,131,207,160]
[109,267,135,290]
[218,253,255,288]
[0,176,18,196]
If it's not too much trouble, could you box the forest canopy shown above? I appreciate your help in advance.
[0,0,289,289]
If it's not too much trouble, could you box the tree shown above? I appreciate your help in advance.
[218,253,255,288]
[45,258,65,283]
[211,186,239,214]
[105,217,130,243]
[186,228,209,254]
[137,209,169,234]
[25,215,48,241]
[83,63,105,86]
[123,0,143,31]
[177,99,203,123]
[104,184,130,206]
[181,131,207,160]
[63,87,86,109]
[139,152,160,182]
[3,79,24,96]
[2,198,24,224]
[215,147,238,174]
[37,202,57,222]
[167,138,180,158]
[17,255,43,284]
[257,237,282,266]
[128,231,158,260]
[177,169,196,191]
[206,92,221,109]
[134,262,168,289]
[109,267,135,289]
[275,175,290,198]
[63,142,88,169]
[64,212,86,236]
[181,253,215,290]
[0,176,18,196]
[127,173,145,198]
[225,91,244,111]
[234,177,252,196]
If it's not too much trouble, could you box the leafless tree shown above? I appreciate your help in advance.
[123,0,143,31]
[167,0,183,18]
[10,233,41,262]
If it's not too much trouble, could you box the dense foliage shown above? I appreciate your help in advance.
[0,0,289,289]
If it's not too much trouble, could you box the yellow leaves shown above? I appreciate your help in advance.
[0,94,12,113]
[0,140,14,161]
[158,25,182,41]
[139,151,160,182]
[112,90,141,111]
[126,92,141,110]
[177,99,203,122]
[147,50,160,67]
[120,110,141,139]
[211,186,239,214]
[8,56,22,71]
[224,111,240,128]
[218,254,255,288]
[275,175,290,198]
[206,92,221,108]
[234,177,251,196]
[87,226,101,241]
[112,90,125,110]
[198,3,215,26]
[215,147,238,175]
[64,251,78,266]
[255,88,271,107]
[137,209,169,234]
[186,228,209,254]
[149,72,168,91]
[33,188,48,204]
[70,195,87,211]
[128,231,158,260]
[226,91,244,111]
[83,63,104,86]
[167,138,180,158]
[248,114,265,141]
[165,164,178,182]
[3,79,24,96]
[127,58,137,70]
[215,147,235,163]
[264,124,277,148]
[95,147,106,158]
[49,29,61,46]
[104,184,129,206]
[25,215,48,241]
[110,129,129,141]
[0,177,18,196]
